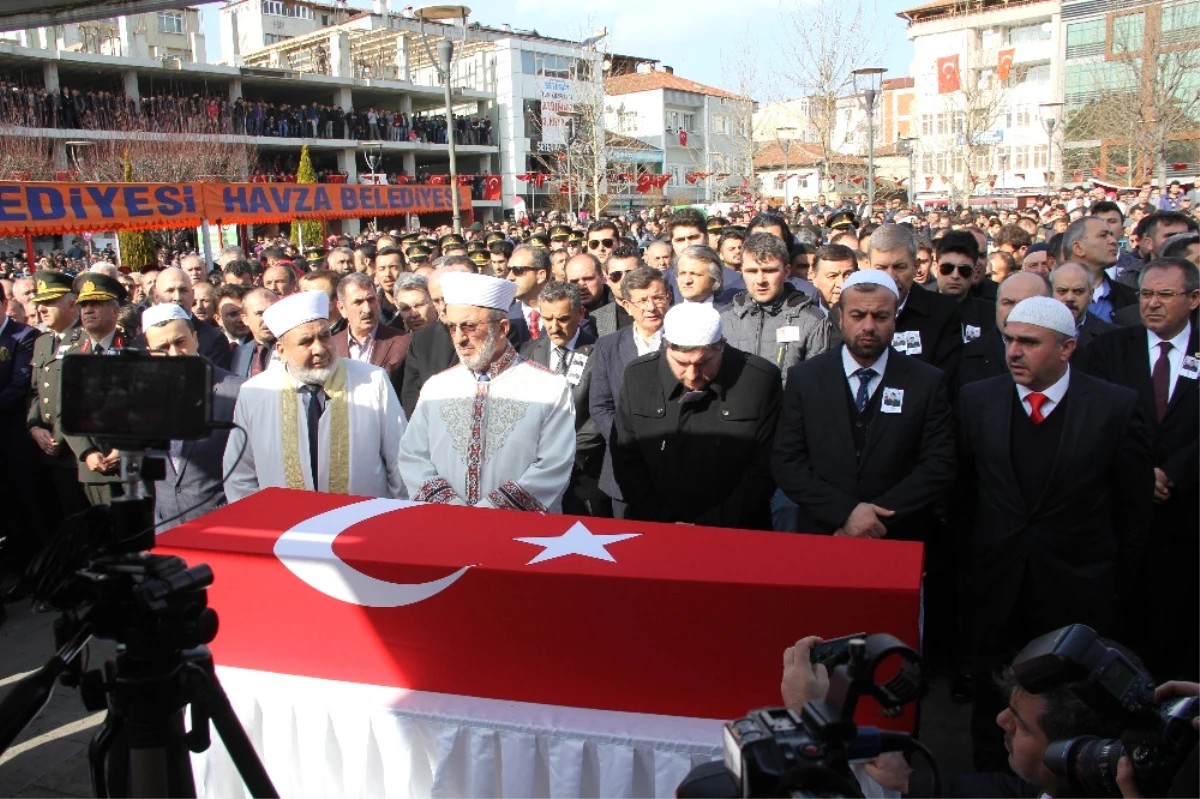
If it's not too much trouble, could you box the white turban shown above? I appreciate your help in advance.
[1007,296,1077,338]
[663,301,723,347]
[263,290,329,338]
[842,269,899,299]
[142,302,190,328]
[441,271,517,311]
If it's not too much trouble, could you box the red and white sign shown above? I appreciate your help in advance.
[157,489,922,724]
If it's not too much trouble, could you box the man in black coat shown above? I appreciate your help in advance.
[957,272,1051,392]
[771,270,955,541]
[612,303,781,529]
[399,264,470,416]
[867,224,964,382]
[140,267,232,370]
[956,295,1152,770]
[1084,257,1199,682]
[932,230,995,344]
[519,282,608,517]
[1062,216,1138,325]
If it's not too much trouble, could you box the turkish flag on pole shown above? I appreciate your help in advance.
[483,174,502,201]
[428,174,448,185]
[636,173,654,193]
[997,48,1015,81]
[158,490,922,725]
[937,55,961,94]
[679,130,688,147]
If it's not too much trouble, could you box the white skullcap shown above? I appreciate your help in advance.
[441,271,516,311]
[263,289,329,338]
[1006,296,1077,338]
[663,301,723,347]
[141,302,190,329]
[842,269,899,299]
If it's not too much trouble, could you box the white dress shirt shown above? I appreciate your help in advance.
[841,345,889,404]
[1015,366,1070,419]
[633,327,663,357]
[1148,322,1192,403]
[347,324,378,363]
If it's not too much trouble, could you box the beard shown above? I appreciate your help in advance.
[457,324,501,373]
[289,351,339,386]
[847,331,886,362]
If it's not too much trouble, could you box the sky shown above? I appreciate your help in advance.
[196,0,918,102]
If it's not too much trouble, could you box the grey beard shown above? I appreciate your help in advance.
[288,352,339,386]
[457,325,500,373]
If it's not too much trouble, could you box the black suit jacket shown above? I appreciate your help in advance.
[613,346,781,529]
[896,283,964,381]
[400,321,457,418]
[956,372,1153,652]
[959,296,997,341]
[587,327,644,501]
[957,326,1006,393]
[771,348,956,539]
[521,329,604,500]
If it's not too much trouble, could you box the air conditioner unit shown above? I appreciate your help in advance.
[162,56,183,69]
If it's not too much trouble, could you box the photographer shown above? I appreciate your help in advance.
[781,637,1198,798]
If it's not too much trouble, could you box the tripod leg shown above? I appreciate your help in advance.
[202,672,279,799]
[89,714,124,798]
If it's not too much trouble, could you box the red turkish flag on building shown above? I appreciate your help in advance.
[428,174,448,185]
[532,173,549,188]
[1173,162,1190,171]
[997,48,1015,82]
[679,130,688,147]
[686,172,700,184]
[394,175,412,185]
[483,174,502,201]
[925,176,934,190]
[895,177,907,187]
[636,173,654,193]
[653,174,671,189]
[157,489,922,723]
[457,174,474,186]
[514,173,531,182]
[937,55,961,94]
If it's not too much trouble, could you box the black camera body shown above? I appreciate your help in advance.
[1013,624,1199,798]
[679,634,928,799]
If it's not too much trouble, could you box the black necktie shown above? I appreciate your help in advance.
[306,385,324,490]
[554,346,569,375]
[853,367,878,413]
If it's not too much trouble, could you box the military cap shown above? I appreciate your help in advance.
[74,272,126,303]
[466,239,488,254]
[421,237,439,250]
[32,270,74,302]
[566,231,584,245]
[439,233,465,249]
[304,248,326,263]
[528,232,550,249]
[405,244,432,262]
[399,232,421,246]
[548,223,572,241]
[469,251,489,268]
[827,210,858,231]
[485,232,506,246]
[706,216,727,232]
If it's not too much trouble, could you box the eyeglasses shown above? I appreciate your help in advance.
[507,266,542,276]
[607,270,626,282]
[445,320,492,336]
[937,262,975,278]
[588,238,615,250]
[1138,289,1196,301]
[628,294,671,309]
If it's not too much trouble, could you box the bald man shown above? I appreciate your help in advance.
[145,267,233,369]
[957,271,1051,392]
[1050,261,1116,353]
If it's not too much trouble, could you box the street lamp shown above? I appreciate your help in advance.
[1039,102,1063,191]
[898,137,917,208]
[415,4,472,234]
[560,109,584,218]
[776,125,797,208]
[852,66,886,214]
[999,151,1010,193]
[362,141,384,231]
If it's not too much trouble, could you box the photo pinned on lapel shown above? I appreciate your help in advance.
[881,387,904,414]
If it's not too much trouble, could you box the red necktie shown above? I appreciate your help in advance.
[230,339,238,352]
[528,310,540,340]
[252,344,270,376]
[1152,341,1172,421]
[1026,392,1048,424]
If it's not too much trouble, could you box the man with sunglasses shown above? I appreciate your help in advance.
[585,219,620,263]
[933,231,994,344]
[586,247,641,338]
[505,244,552,345]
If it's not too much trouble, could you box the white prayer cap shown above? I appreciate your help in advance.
[842,269,899,299]
[663,301,723,347]
[441,271,516,311]
[263,289,329,338]
[141,302,190,328]
[1006,296,1077,338]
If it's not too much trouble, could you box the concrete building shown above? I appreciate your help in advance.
[1,8,204,62]
[899,0,1063,205]
[604,64,754,205]
[219,0,349,64]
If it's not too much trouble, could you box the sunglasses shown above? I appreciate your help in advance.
[607,270,626,282]
[507,266,542,276]
[937,262,975,278]
[588,238,615,250]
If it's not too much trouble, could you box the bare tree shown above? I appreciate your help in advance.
[715,28,766,202]
[943,70,1011,205]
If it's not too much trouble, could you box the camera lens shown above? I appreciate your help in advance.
[1045,736,1125,797]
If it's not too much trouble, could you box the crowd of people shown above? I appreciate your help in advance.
[0,79,493,144]
[1,188,1198,795]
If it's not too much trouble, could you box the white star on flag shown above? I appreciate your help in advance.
[515,522,640,565]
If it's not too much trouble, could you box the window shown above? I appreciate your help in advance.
[1111,12,1145,54]
[713,116,729,134]
[617,110,637,133]
[263,0,284,16]
[285,4,313,19]
[973,152,991,173]
[952,113,965,134]
[157,11,183,34]
[521,51,535,74]
[980,27,1001,50]
[667,111,679,131]
[1008,22,1051,45]
[952,151,964,174]
[1013,63,1050,86]
[681,113,695,131]
[1015,107,1031,128]
[1033,145,1048,169]
[978,68,995,91]
[1162,1,1200,44]
[935,112,947,135]
[263,33,291,45]
[921,113,932,136]
[1013,145,1030,170]
[667,165,683,186]
[1066,20,1105,58]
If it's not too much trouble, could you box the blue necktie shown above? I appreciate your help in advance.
[853,367,878,413]
[306,385,324,490]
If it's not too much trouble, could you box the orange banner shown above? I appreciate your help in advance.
[0,181,472,237]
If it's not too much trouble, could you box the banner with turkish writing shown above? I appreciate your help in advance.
[157,489,923,724]
[937,55,961,94]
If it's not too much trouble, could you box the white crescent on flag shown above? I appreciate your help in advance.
[273,498,473,608]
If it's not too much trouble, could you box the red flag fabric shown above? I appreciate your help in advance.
[895,177,907,186]
[679,130,688,146]
[428,174,448,185]
[937,55,961,93]
[394,175,412,185]
[483,174,502,201]
[653,174,670,189]
[157,489,922,723]
[514,173,531,182]
[686,172,700,184]
[1090,167,1101,177]
[532,173,549,188]
[1072,171,1083,183]
[715,173,729,180]
[925,176,934,190]
[997,48,1015,81]
[1115,166,1129,176]
[1173,162,1190,171]
[1014,173,1026,180]
[636,173,654,193]
[457,174,474,186]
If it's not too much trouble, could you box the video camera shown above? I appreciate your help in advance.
[0,350,276,798]
[678,633,934,798]
[1012,624,1199,798]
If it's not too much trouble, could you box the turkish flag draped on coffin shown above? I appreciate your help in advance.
[156,489,923,724]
